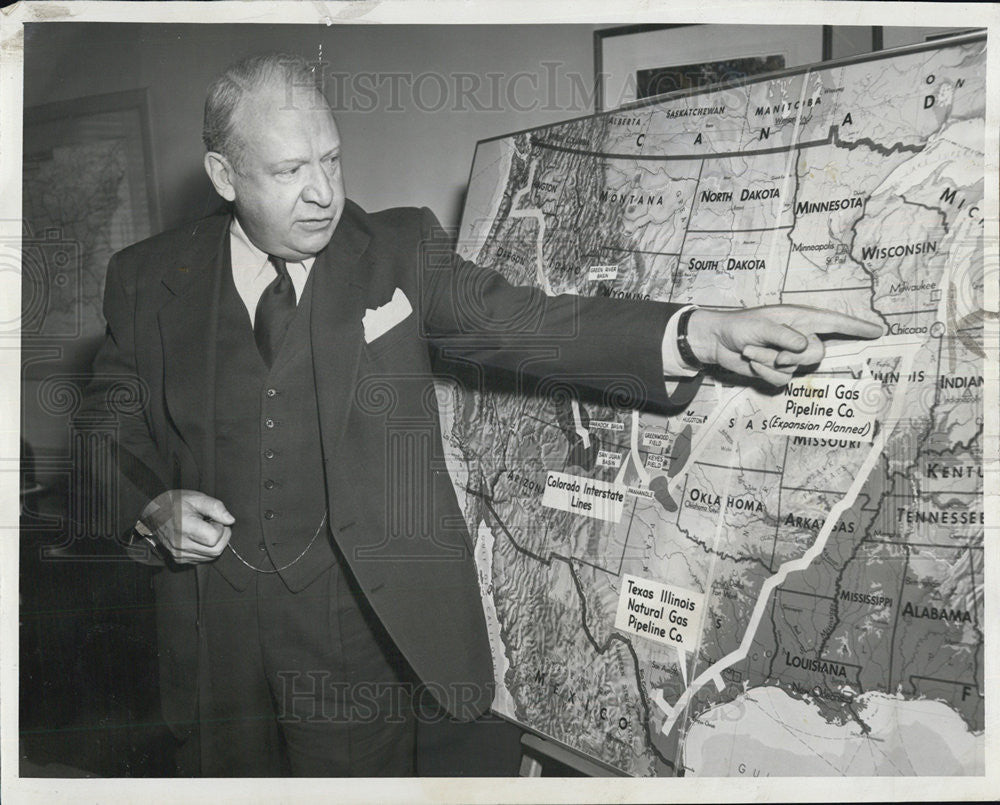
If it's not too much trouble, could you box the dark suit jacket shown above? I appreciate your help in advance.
[80,199,697,733]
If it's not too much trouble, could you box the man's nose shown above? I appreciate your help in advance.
[301,163,334,207]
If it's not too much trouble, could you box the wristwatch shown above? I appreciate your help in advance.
[676,306,704,370]
[128,519,160,552]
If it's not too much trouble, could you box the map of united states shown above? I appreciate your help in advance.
[441,33,986,776]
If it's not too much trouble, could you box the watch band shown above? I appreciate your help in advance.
[128,519,160,552]
[676,306,704,370]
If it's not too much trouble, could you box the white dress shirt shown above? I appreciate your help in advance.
[230,217,315,326]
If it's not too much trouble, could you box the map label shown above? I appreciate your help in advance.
[590,420,625,432]
[587,265,620,282]
[754,378,881,442]
[641,431,670,448]
[597,450,622,468]
[542,471,626,522]
[615,575,705,649]
[645,454,665,469]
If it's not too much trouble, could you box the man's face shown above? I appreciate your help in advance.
[225,84,345,261]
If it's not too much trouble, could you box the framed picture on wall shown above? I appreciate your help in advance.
[594,23,832,112]
[877,26,985,50]
[21,89,160,348]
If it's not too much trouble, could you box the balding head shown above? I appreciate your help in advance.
[202,52,345,260]
[203,53,329,170]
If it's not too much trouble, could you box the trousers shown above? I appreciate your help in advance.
[182,551,418,776]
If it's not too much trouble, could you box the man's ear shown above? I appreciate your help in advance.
[204,151,237,202]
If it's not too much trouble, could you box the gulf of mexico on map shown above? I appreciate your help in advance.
[440,31,988,777]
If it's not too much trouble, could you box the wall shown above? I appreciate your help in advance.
[25,22,603,232]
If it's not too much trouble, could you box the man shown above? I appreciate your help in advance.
[79,52,882,776]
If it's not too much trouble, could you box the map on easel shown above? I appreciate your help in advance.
[441,32,987,776]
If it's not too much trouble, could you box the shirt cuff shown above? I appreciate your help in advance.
[661,304,701,378]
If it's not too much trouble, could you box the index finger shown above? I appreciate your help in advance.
[802,310,883,339]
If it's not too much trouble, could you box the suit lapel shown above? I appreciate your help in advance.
[310,201,373,483]
[155,203,375,523]
[157,214,229,495]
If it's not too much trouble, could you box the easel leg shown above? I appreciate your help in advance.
[519,753,543,777]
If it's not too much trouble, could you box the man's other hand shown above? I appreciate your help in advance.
[141,490,235,564]
[686,305,884,387]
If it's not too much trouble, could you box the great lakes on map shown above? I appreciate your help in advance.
[440,33,987,776]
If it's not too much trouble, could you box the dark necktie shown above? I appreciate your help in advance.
[254,256,296,368]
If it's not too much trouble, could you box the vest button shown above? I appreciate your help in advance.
[257,541,266,552]
[264,449,275,459]
[264,509,276,520]
[266,388,277,398]
[265,418,275,429]
[264,479,276,490]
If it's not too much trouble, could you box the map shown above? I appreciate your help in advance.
[442,33,988,776]
[21,103,156,341]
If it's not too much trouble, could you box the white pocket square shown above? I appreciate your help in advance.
[362,287,413,344]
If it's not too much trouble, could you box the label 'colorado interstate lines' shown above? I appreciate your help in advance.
[541,471,627,522]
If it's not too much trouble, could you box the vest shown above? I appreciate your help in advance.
[211,259,338,592]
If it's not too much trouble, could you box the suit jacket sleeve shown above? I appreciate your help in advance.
[75,252,171,564]
[416,207,701,413]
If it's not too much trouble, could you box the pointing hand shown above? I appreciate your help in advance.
[686,305,884,387]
